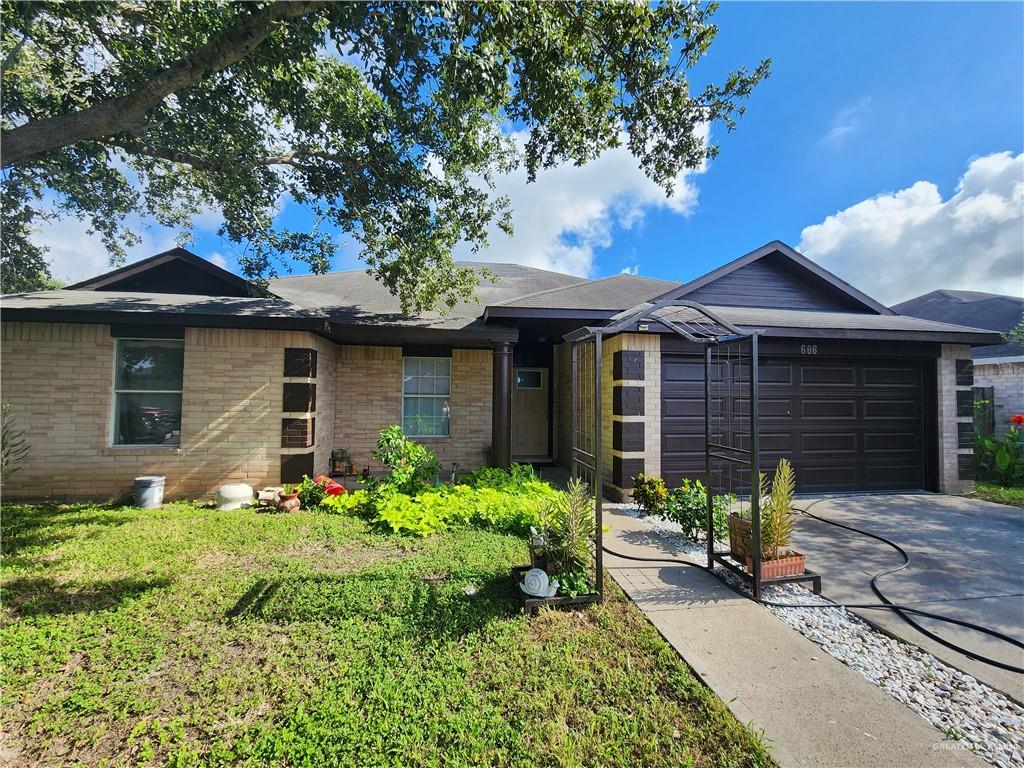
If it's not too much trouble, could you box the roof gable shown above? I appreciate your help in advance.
[892,290,1024,333]
[67,248,256,298]
[657,241,893,315]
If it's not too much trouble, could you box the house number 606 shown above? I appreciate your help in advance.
[800,344,818,355]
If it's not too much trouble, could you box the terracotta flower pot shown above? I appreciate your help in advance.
[277,490,300,512]
[748,552,807,579]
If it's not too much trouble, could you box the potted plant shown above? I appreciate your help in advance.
[278,484,301,512]
[728,458,806,579]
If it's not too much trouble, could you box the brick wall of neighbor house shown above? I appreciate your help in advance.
[0,322,331,498]
[603,333,661,501]
[937,343,975,494]
[974,361,1024,432]
[333,345,492,474]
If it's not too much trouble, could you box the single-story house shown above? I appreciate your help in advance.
[893,290,1024,434]
[0,240,1001,500]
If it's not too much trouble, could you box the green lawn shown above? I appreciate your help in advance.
[1,501,772,768]
[972,482,1024,508]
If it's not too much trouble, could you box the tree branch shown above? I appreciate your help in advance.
[111,137,363,175]
[1,0,328,167]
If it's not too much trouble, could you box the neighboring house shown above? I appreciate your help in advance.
[894,290,1024,434]
[0,241,1000,499]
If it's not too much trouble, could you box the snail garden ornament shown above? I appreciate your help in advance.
[519,568,559,598]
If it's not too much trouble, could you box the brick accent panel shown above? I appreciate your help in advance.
[955,359,974,387]
[281,417,314,448]
[613,386,645,416]
[974,361,1024,432]
[613,350,645,381]
[937,344,974,494]
[613,421,645,452]
[280,452,314,483]
[0,322,331,498]
[283,383,316,413]
[284,348,317,377]
[334,345,492,474]
[612,456,644,488]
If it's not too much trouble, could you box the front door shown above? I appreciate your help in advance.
[512,367,549,459]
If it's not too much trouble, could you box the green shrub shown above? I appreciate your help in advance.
[372,425,440,494]
[297,475,328,509]
[369,480,561,536]
[632,473,667,516]
[662,479,731,543]
[463,462,539,490]
[319,489,369,515]
[975,416,1024,487]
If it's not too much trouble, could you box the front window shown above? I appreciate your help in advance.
[113,339,184,446]
[402,356,450,437]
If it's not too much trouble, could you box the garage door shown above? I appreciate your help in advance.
[661,355,927,492]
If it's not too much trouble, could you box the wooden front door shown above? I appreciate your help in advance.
[512,367,549,458]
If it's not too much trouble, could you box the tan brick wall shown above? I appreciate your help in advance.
[333,345,492,474]
[975,360,1024,431]
[0,322,326,499]
[937,343,974,494]
[311,335,337,476]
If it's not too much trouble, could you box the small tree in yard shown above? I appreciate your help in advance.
[1,1,769,307]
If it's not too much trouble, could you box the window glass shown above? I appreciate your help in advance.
[516,370,543,389]
[114,339,184,445]
[402,356,451,436]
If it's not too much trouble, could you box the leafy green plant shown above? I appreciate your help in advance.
[372,425,440,495]
[663,479,732,543]
[463,463,539,490]
[546,478,596,578]
[557,569,592,598]
[760,458,796,560]
[632,473,668,517]
[1,403,29,481]
[297,475,328,510]
[974,415,1024,487]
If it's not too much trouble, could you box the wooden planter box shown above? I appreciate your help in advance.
[511,566,600,615]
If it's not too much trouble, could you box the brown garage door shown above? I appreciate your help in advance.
[661,355,927,492]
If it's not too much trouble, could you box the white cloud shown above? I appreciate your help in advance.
[821,98,871,147]
[798,151,1024,305]
[207,252,229,270]
[620,265,640,276]
[461,128,709,277]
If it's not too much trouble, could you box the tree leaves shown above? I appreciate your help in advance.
[1,1,769,310]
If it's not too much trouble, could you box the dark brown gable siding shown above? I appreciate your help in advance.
[685,253,872,313]
[92,259,251,297]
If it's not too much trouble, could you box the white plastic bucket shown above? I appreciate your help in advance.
[134,475,165,509]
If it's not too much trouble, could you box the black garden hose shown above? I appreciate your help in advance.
[601,503,1024,675]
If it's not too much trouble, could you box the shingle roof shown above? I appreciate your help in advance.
[893,290,1023,358]
[0,289,316,319]
[708,305,997,336]
[268,261,587,330]
[491,274,679,310]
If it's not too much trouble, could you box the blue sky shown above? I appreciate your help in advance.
[45,2,1024,306]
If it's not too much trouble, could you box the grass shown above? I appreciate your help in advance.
[971,482,1024,507]
[1,501,773,768]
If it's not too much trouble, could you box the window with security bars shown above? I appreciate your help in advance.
[402,356,451,437]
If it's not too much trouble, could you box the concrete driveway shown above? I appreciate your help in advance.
[790,493,1024,701]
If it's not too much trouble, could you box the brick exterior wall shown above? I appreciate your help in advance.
[937,343,974,494]
[0,322,330,499]
[974,360,1024,432]
[333,345,492,474]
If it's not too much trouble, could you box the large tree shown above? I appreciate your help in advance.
[1,0,768,311]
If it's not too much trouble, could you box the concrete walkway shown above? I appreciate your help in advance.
[603,504,987,768]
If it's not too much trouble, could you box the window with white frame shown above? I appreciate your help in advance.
[402,356,450,437]
[113,339,184,446]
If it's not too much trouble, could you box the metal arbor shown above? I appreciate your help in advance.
[566,299,765,599]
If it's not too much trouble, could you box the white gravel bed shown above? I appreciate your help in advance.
[621,506,1024,768]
